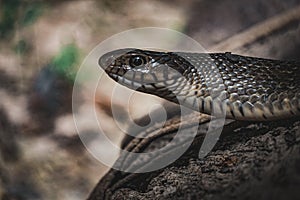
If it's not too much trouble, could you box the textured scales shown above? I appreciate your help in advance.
[99,48,300,121]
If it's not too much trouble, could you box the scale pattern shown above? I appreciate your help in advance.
[99,48,300,121]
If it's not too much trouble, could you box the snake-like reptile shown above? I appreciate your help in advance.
[99,48,300,121]
[89,48,300,199]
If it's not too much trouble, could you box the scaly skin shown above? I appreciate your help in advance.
[99,48,300,121]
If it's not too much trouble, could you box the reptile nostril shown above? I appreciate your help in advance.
[99,53,115,70]
[99,48,135,70]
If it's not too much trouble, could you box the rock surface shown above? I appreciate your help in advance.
[88,101,300,199]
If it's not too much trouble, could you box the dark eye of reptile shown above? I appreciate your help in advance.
[129,56,145,67]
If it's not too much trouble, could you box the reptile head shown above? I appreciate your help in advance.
[99,48,187,91]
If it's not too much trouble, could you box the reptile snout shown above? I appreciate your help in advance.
[99,48,135,70]
[99,51,116,70]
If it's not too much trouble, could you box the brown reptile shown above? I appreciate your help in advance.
[87,49,300,199]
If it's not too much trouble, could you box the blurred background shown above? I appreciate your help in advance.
[0,0,299,199]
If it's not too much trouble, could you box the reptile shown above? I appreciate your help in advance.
[99,48,300,121]
[88,48,300,199]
